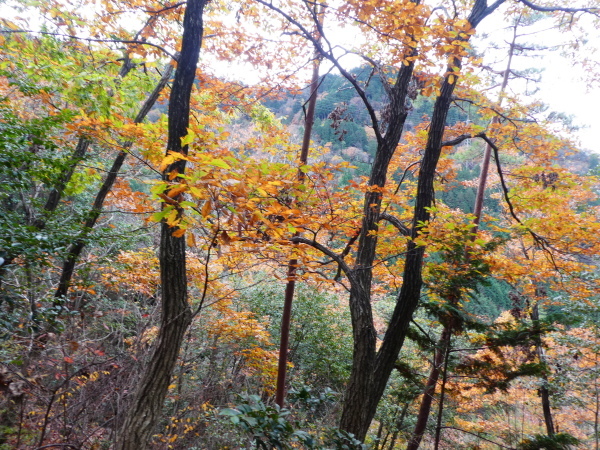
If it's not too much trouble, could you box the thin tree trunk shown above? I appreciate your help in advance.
[594,358,599,450]
[116,1,206,448]
[35,59,136,230]
[387,402,410,450]
[530,303,555,436]
[275,20,323,406]
[433,332,452,450]
[54,61,175,299]
[406,326,452,450]
[472,16,517,233]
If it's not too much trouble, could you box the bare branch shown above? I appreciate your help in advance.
[518,0,599,15]
[441,133,480,147]
[252,0,383,143]
[439,427,516,449]
[380,213,410,236]
[477,134,523,226]
[290,236,354,281]
[144,1,186,14]
[334,230,360,281]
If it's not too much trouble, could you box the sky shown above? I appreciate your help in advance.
[3,0,599,153]
[474,12,600,154]
[538,57,600,154]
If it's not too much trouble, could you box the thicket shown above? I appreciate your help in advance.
[2,0,600,449]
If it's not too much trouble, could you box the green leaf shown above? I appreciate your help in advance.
[180,129,196,147]
[209,158,230,169]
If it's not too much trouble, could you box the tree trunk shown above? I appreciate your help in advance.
[530,303,555,436]
[276,29,322,407]
[406,326,452,450]
[404,21,518,446]
[35,60,136,230]
[339,58,415,439]
[339,1,505,440]
[54,61,175,300]
[116,1,206,448]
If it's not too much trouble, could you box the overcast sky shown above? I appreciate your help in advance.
[476,12,600,154]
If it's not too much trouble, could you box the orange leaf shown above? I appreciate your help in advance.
[172,228,185,238]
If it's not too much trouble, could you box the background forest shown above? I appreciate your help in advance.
[1,0,600,449]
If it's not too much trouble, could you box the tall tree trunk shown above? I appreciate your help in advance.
[116,1,206,448]
[339,58,415,438]
[530,303,555,436]
[275,13,323,406]
[405,20,518,447]
[406,326,452,450]
[339,1,505,440]
[54,61,175,300]
[433,332,452,450]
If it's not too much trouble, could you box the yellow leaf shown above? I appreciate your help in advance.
[180,128,196,147]
[189,186,203,198]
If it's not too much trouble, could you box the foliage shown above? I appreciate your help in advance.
[240,282,353,389]
[517,432,579,450]
[220,394,367,450]
[1,0,600,448]
[220,395,316,449]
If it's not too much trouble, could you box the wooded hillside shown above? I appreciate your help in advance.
[1,0,600,449]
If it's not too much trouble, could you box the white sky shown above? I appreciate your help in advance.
[475,12,600,154]
[538,58,600,154]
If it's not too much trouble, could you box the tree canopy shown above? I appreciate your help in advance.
[1,0,600,449]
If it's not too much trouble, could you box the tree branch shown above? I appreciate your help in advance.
[253,0,383,143]
[517,0,599,15]
[477,134,523,226]
[290,236,354,281]
[380,213,410,236]
[438,427,516,449]
[441,133,483,147]
[0,30,179,61]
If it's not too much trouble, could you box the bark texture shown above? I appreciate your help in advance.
[116,1,206,448]
[406,327,452,450]
[339,1,505,440]
[531,303,556,436]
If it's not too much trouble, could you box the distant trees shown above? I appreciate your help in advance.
[1,0,600,448]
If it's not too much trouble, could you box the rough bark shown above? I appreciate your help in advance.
[530,303,556,436]
[404,19,518,447]
[116,1,206,448]
[339,57,415,438]
[339,1,506,440]
[54,61,175,300]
